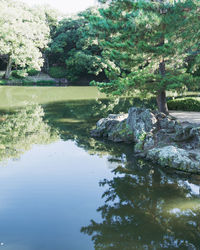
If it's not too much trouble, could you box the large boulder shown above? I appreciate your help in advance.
[126,107,157,142]
[156,112,178,132]
[90,114,131,142]
[173,126,200,144]
[146,146,200,174]
[91,108,159,143]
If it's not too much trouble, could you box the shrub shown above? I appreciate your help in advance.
[168,98,200,111]
[12,70,27,79]
[21,80,57,85]
[36,80,57,85]
[27,69,39,76]
[0,79,6,84]
[48,67,67,79]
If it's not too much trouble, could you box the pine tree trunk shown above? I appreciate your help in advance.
[157,58,168,114]
[156,90,169,114]
[156,6,169,114]
[4,57,12,79]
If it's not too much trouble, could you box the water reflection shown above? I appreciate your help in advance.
[43,99,137,158]
[0,93,199,249]
[0,105,59,162]
[41,99,200,249]
[0,98,138,163]
[81,162,200,249]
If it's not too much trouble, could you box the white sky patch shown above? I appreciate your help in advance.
[21,0,98,14]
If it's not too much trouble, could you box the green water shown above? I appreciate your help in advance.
[0,86,106,109]
[0,86,199,249]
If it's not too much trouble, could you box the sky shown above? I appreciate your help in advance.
[21,0,98,14]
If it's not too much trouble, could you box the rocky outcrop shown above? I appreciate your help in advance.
[146,146,200,174]
[91,107,200,174]
[91,114,131,142]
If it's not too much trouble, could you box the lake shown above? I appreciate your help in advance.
[0,86,199,249]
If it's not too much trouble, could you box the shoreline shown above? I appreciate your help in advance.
[91,107,200,175]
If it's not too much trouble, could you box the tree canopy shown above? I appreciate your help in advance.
[48,9,107,82]
[89,0,200,113]
[0,0,50,78]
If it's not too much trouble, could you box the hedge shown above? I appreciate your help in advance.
[168,98,200,111]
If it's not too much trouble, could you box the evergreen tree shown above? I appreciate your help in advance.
[90,0,200,113]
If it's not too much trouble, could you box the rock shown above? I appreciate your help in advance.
[146,146,200,174]
[91,107,200,174]
[126,107,157,142]
[159,116,177,132]
[173,125,197,142]
[135,132,155,153]
[107,119,134,142]
[143,134,155,150]
[91,114,128,141]
[92,108,158,143]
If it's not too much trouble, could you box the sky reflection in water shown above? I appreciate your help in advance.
[0,140,115,250]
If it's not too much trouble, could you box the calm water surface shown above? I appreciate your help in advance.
[0,86,199,250]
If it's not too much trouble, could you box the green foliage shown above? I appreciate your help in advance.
[0,79,6,84]
[34,80,57,85]
[20,80,57,86]
[168,98,200,111]
[66,50,105,81]
[89,0,200,100]
[48,9,107,82]
[0,0,50,76]
[11,70,27,79]
[49,17,81,63]
[27,69,40,76]
[0,79,57,86]
[48,66,67,78]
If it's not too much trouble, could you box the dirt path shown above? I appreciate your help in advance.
[170,111,200,125]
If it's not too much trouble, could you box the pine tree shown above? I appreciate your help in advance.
[90,0,200,113]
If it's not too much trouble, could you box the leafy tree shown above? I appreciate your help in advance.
[35,5,60,73]
[49,9,107,82]
[49,16,83,66]
[89,0,200,113]
[0,0,50,79]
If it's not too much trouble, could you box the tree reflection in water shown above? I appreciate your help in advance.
[0,98,199,248]
[81,160,200,249]
[0,104,59,162]
[42,99,200,249]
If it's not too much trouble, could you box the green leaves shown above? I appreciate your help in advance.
[89,0,200,99]
[48,9,107,82]
[0,0,50,73]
